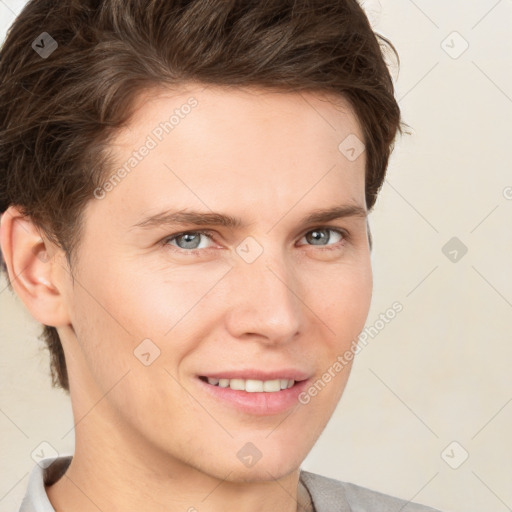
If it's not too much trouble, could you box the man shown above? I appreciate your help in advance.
[0,1,442,511]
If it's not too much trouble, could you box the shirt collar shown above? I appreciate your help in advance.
[19,455,72,512]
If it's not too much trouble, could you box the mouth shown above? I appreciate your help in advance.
[198,375,301,392]
[196,374,311,415]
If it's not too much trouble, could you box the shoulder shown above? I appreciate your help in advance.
[299,469,443,512]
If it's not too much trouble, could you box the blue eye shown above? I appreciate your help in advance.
[162,227,349,255]
[301,228,346,248]
[163,230,215,252]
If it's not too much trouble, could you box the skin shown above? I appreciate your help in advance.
[1,83,373,512]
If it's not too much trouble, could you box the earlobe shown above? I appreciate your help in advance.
[0,206,71,327]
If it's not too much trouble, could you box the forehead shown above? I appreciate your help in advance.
[115,83,364,157]
[90,83,367,230]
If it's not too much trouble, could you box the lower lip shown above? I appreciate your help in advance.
[196,377,310,415]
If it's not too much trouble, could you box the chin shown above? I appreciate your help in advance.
[215,450,304,484]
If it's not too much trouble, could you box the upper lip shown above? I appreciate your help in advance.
[198,369,311,381]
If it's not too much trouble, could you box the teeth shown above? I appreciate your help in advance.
[206,377,295,392]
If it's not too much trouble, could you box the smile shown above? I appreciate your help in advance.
[199,376,296,392]
[196,375,310,415]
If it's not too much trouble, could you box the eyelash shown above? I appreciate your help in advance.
[161,226,350,256]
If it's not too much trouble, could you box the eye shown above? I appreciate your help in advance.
[298,227,348,250]
[162,230,215,253]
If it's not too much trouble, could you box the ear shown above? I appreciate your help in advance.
[0,205,72,327]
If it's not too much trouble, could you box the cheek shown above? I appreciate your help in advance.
[75,255,205,333]
[105,262,231,340]
[305,259,373,340]
[67,268,192,420]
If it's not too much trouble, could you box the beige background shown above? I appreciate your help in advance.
[1,1,511,511]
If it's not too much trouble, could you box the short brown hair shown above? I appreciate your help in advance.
[0,0,406,392]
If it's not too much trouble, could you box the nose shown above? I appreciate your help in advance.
[224,248,303,346]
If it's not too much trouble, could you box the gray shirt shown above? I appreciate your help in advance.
[19,455,442,512]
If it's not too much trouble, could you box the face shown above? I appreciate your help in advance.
[57,83,372,482]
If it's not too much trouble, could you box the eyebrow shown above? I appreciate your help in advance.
[131,204,367,231]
